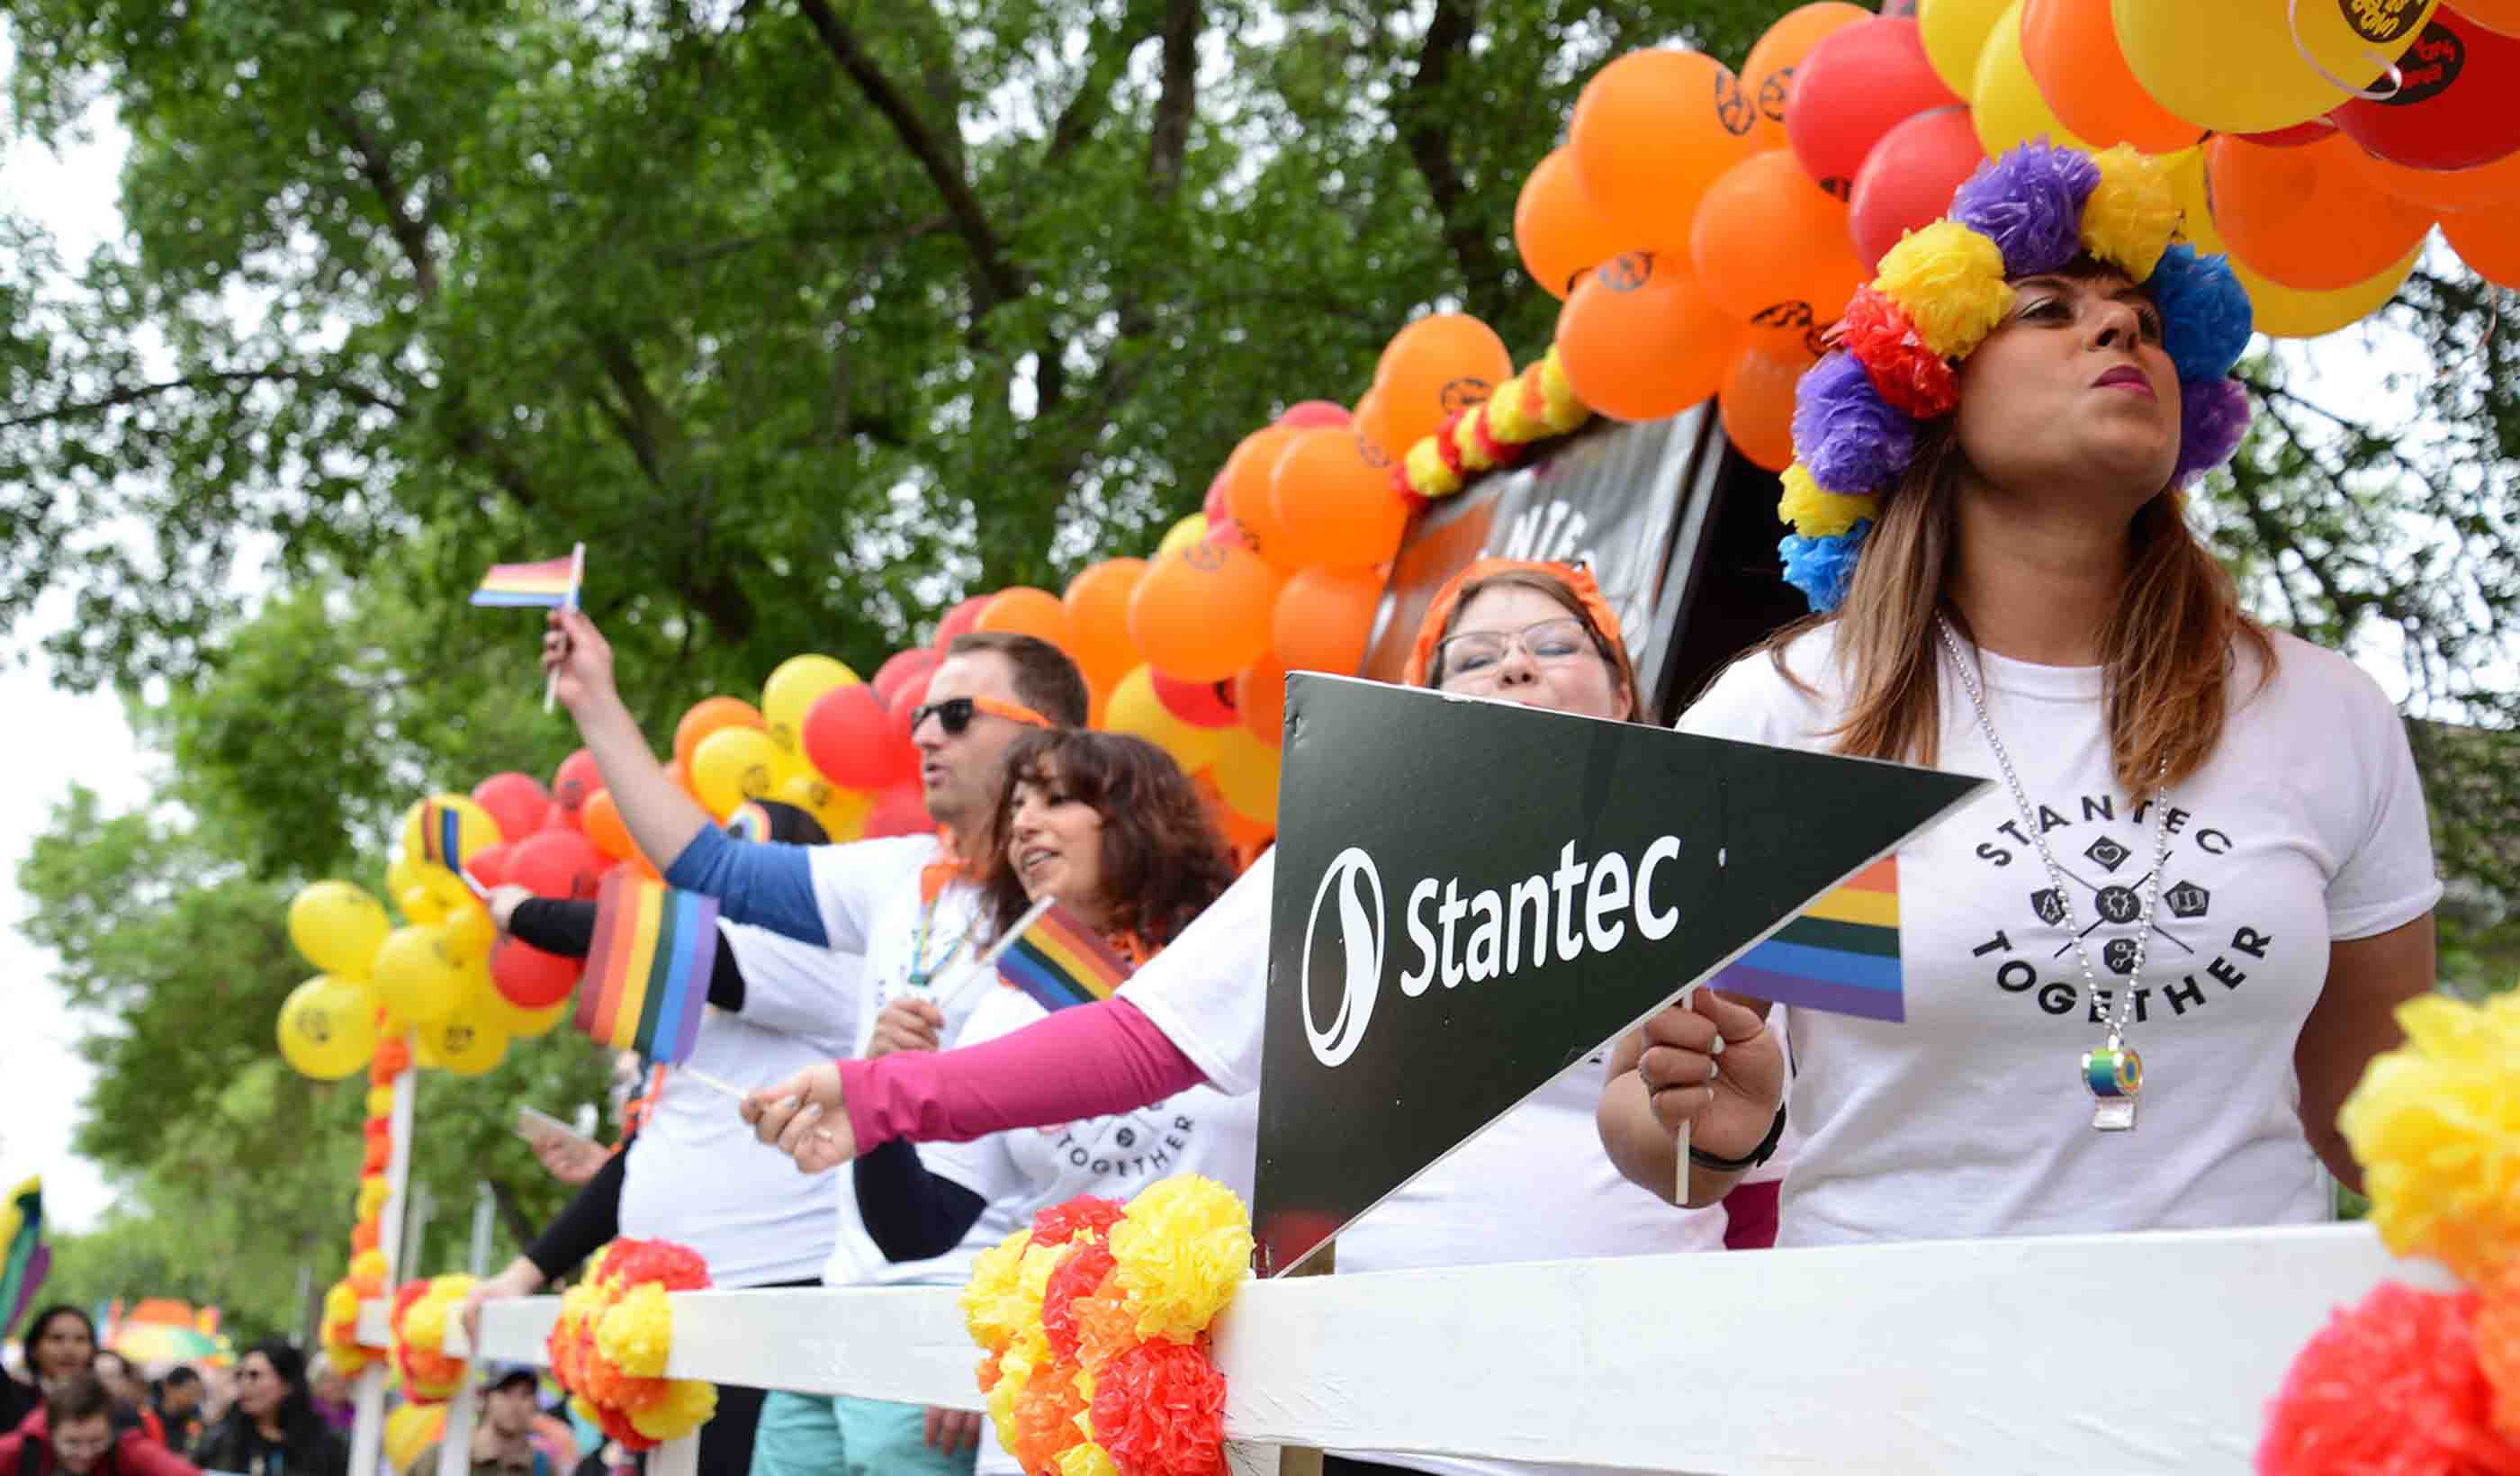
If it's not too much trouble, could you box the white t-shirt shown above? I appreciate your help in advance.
[618,922,860,1287]
[1678,625,2440,1247]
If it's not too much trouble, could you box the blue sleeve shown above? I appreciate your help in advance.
[662,825,829,947]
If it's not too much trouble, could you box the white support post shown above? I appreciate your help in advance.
[350,1057,418,1476]
[647,1437,701,1476]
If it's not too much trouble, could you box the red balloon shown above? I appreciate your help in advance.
[803,683,911,792]
[1150,670,1239,728]
[490,936,580,1009]
[886,669,935,754]
[1786,19,1963,196]
[507,829,608,901]
[550,750,603,819]
[2240,119,2341,147]
[934,594,990,649]
[1849,105,1986,271]
[872,648,940,709]
[2332,10,2520,171]
[862,783,934,840]
[464,841,514,890]
[1274,400,1351,429]
[470,771,551,843]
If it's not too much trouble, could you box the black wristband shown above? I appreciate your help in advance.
[1687,1101,1788,1174]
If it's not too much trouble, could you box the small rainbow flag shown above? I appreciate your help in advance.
[1,1176,48,1344]
[1711,856,1904,1022]
[576,872,720,1062]
[418,800,465,874]
[471,554,580,608]
[996,901,1136,1013]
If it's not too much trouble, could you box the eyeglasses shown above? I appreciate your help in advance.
[1435,617,1601,683]
[910,695,1053,737]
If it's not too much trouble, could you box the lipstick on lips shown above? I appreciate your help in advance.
[2094,365,2156,400]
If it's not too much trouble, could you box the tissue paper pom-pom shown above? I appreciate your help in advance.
[2171,378,2251,487]
[1403,437,1462,500]
[364,1117,392,1146]
[963,1229,1036,1353]
[626,1379,717,1444]
[324,1282,362,1326]
[1534,348,1588,433]
[1058,1443,1121,1476]
[365,1086,395,1117]
[581,1356,669,1416]
[2258,1282,2520,1476]
[1950,144,2101,278]
[1780,523,1871,614]
[356,1174,391,1218]
[1090,1340,1228,1476]
[587,1396,648,1453]
[350,1219,380,1254]
[2340,992,2520,1282]
[363,1139,391,1174]
[1451,409,1500,473]
[1035,1197,1130,1248]
[349,1249,387,1293]
[1072,1285,1146,1371]
[2480,1266,2520,1438]
[1790,356,1914,495]
[1012,1359,1091,1475]
[976,1353,1004,1394]
[1484,371,1540,444]
[2079,146,2178,284]
[610,1239,712,1292]
[2149,244,2253,384]
[371,1039,411,1077]
[597,1282,675,1379]
[1043,1244,1118,1363]
[1872,222,2012,359]
[1108,1177,1255,1345]
[1838,289,1961,419]
[1778,464,1883,540]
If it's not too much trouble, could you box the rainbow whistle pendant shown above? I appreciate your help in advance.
[2084,1045,2142,1131]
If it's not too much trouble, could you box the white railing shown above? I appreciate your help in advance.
[354,1221,2444,1476]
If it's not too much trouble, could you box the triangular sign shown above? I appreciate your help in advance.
[1255,674,1986,1275]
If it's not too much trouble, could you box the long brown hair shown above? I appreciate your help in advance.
[1761,415,2272,795]
[980,730,1238,950]
[1427,569,1646,724]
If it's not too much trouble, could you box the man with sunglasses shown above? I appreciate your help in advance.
[541,606,1089,1476]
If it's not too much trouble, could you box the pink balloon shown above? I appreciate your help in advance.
[803,684,911,792]
[1786,19,1962,196]
[862,783,934,839]
[1849,106,1984,272]
[934,595,989,649]
[470,771,552,843]
[1274,400,1352,429]
[464,841,514,890]
[873,648,940,709]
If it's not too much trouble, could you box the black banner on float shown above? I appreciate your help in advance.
[1254,674,1984,1275]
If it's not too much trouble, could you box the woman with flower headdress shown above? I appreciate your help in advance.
[1598,141,2440,1245]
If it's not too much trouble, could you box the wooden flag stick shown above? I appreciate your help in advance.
[543,541,585,715]
[677,1066,752,1101]
[921,894,1055,1004]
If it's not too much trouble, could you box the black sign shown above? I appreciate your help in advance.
[1254,674,1984,1274]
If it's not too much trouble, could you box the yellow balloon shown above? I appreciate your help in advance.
[775,772,874,843]
[2163,147,2228,254]
[418,1013,508,1076]
[1972,2,2092,156]
[2111,0,2441,135]
[277,976,378,1080]
[2230,238,2422,338]
[441,901,496,969]
[1102,664,1225,773]
[374,924,464,1025]
[1919,0,2013,97]
[384,853,423,906]
[690,725,783,821]
[287,881,391,976]
[761,654,861,756]
[1209,728,1282,825]
[1154,513,1210,561]
[399,791,506,868]
[481,987,569,1040]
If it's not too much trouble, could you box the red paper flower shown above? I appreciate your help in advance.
[362,1138,391,1173]
[1011,1358,1089,1475]
[975,1353,1003,1394]
[371,1040,411,1078]
[2480,1265,2520,1439]
[350,1220,379,1254]
[1838,287,1960,420]
[609,1240,712,1292]
[1090,1340,1227,1476]
[1043,1244,1117,1363]
[581,1354,669,1416]
[589,1397,650,1453]
[364,1118,391,1145]
[2259,1282,2520,1475]
[1035,1197,1130,1248]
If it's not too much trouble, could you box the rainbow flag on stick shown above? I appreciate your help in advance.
[576,872,719,1063]
[1710,856,1905,1022]
[1,1176,49,1343]
[471,554,581,608]
[996,900,1137,1012]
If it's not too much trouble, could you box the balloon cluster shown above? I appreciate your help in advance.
[2259,988,2520,1468]
[389,1274,477,1405]
[318,1033,412,1377]
[962,1178,1253,1476]
[546,1238,718,1452]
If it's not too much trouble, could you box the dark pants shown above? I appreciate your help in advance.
[697,1382,770,1476]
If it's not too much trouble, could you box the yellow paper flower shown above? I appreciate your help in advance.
[1107,1176,1255,1345]
[323,1281,361,1326]
[1403,437,1462,499]
[626,1379,717,1443]
[1874,221,2012,358]
[2079,146,2179,284]
[1483,371,1539,444]
[1452,409,1499,472]
[366,1087,396,1119]
[1534,347,1588,433]
[1778,464,1881,539]
[1071,1366,1095,1443]
[356,1176,392,1220]
[2338,992,2520,1282]
[596,1282,675,1379]
[1056,1442,1120,1476]
[350,1248,387,1284]
[961,1228,1033,1353]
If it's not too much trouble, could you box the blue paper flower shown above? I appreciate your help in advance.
[1779,520,1872,614]
[2149,243,2254,384]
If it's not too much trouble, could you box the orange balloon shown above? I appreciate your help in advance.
[2336,131,2520,213]
[974,587,1070,651]
[1739,4,1872,154]
[1372,314,1514,453]
[1719,339,1821,472]
[673,697,764,770]
[1061,559,1148,689]
[1571,48,1760,255]
[2208,133,2436,291]
[1270,428,1408,571]
[1271,566,1384,676]
[1556,251,1739,423]
[1222,426,1306,567]
[1237,655,1288,748]
[2444,198,2520,286]
[582,788,634,862]
[2020,0,2205,155]
[1127,540,1285,682]
[1690,149,1867,342]
[1516,147,1632,300]
[2462,0,2520,32]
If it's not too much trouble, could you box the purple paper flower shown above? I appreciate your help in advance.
[2149,243,2254,384]
[1792,354,1917,495]
[2172,377,2251,486]
[1779,520,1872,613]
[1950,142,2101,278]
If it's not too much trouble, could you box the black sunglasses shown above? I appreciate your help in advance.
[908,695,1051,737]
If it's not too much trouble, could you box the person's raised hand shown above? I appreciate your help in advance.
[541,608,619,717]
[485,885,534,934]
[1633,988,1785,1161]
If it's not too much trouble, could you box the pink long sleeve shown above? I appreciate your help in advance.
[839,995,1210,1149]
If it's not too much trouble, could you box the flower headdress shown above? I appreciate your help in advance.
[1778,141,2256,612]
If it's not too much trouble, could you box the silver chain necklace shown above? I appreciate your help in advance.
[1936,617,2172,1131]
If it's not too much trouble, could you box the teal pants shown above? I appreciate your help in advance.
[748,1390,979,1476]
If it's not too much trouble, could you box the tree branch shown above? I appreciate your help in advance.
[1392,0,1513,322]
[1147,0,1202,199]
[325,104,442,300]
[0,367,403,430]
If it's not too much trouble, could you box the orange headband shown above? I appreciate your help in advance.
[971,696,1054,729]
[1400,558,1627,688]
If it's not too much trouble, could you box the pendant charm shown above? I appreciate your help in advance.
[2084,1046,2142,1131]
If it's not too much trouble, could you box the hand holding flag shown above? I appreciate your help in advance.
[472,544,583,712]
